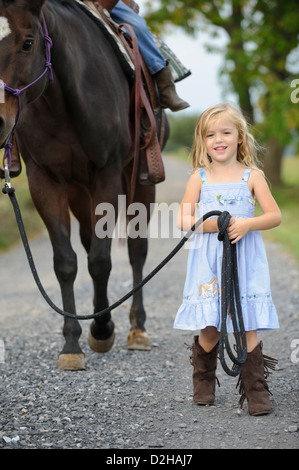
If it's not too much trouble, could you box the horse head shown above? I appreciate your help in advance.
[0,0,48,176]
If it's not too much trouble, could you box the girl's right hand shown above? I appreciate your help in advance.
[227,217,250,243]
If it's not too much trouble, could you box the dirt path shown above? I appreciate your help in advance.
[0,155,298,451]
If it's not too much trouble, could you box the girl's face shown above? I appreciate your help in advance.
[205,115,241,166]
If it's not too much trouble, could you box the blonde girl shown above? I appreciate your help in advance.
[174,103,281,415]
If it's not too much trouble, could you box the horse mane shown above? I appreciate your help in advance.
[49,0,77,7]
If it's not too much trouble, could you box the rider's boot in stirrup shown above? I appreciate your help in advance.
[154,61,190,112]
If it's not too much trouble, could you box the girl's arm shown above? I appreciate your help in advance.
[177,171,218,233]
[227,169,282,244]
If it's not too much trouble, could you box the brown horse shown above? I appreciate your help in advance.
[0,0,169,369]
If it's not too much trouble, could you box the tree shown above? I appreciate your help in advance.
[164,114,199,151]
[144,0,299,184]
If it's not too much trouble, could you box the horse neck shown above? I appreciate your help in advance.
[42,1,117,101]
[42,3,77,79]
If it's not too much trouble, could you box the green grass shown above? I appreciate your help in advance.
[0,169,44,252]
[260,156,299,262]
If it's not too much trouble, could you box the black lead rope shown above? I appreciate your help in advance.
[2,183,246,376]
[217,215,247,376]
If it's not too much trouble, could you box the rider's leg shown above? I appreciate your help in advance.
[111,1,190,111]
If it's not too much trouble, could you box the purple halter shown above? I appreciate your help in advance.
[1,14,53,170]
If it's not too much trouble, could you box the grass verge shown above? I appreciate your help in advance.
[0,170,44,252]
[261,156,299,262]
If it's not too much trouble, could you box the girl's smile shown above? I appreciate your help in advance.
[214,145,228,153]
[206,117,241,164]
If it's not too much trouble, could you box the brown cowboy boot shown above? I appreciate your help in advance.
[236,341,277,416]
[189,336,219,405]
[154,61,190,112]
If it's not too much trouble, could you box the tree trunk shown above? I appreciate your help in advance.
[262,137,284,186]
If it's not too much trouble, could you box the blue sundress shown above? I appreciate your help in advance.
[174,168,279,332]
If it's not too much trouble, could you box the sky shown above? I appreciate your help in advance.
[137,0,234,116]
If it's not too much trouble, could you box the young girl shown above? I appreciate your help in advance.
[174,103,281,416]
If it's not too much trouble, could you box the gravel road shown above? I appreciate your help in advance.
[0,156,298,453]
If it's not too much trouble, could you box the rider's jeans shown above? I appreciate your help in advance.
[111,1,166,75]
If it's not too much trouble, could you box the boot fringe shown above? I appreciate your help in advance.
[236,344,278,410]
[236,377,246,409]
[263,353,278,378]
[184,342,193,366]
[237,373,272,410]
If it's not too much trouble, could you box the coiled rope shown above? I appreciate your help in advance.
[2,183,246,376]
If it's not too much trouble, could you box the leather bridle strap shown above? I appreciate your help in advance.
[1,14,53,171]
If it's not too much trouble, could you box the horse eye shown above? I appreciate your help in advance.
[22,39,34,52]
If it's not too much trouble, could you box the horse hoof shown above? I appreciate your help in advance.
[57,353,86,371]
[127,329,151,351]
[88,330,115,353]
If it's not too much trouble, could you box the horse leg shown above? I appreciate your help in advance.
[127,236,151,350]
[87,236,115,353]
[68,185,92,253]
[126,179,155,350]
[27,167,85,370]
[87,167,120,353]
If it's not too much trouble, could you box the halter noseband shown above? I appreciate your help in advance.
[1,14,53,171]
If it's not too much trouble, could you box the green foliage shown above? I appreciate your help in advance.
[256,81,298,146]
[259,156,299,261]
[144,0,299,151]
[164,113,199,152]
[0,169,44,252]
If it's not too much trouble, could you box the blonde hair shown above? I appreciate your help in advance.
[192,103,263,172]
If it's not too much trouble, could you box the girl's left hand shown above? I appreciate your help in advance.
[227,217,250,244]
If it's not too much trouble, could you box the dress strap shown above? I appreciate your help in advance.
[198,168,207,184]
[242,168,251,182]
